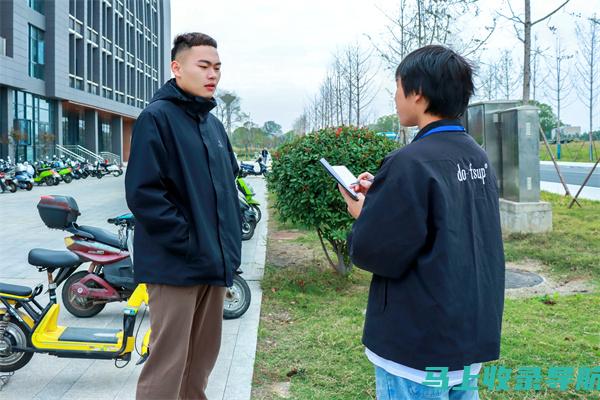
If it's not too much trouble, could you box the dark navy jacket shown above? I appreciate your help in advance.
[348,119,505,371]
[125,79,241,287]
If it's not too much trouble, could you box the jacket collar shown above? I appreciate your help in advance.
[412,119,464,143]
[166,78,217,118]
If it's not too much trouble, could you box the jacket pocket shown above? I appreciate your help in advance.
[185,226,199,263]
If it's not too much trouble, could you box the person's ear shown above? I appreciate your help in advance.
[171,60,182,78]
[414,92,428,109]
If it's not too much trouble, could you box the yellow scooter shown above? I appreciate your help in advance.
[0,248,150,372]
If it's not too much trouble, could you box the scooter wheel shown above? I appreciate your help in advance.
[96,173,103,179]
[0,318,34,372]
[112,170,123,177]
[7,182,17,193]
[241,220,256,241]
[45,177,54,186]
[250,205,262,223]
[62,271,107,318]
[63,174,73,184]
[223,274,251,320]
[53,177,60,186]
[25,182,33,191]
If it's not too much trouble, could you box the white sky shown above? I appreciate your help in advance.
[170,0,600,132]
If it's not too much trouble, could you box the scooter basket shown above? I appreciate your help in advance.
[37,195,81,229]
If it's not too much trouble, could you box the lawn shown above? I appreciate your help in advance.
[504,192,600,287]
[540,140,599,163]
[252,193,600,399]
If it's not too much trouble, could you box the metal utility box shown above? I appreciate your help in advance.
[497,105,541,202]
[464,101,521,195]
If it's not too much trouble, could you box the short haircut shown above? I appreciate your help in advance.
[171,32,217,61]
[395,45,474,119]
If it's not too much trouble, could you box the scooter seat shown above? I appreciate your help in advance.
[0,282,32,297]
[77,225,125,250]
[28,249,81,270]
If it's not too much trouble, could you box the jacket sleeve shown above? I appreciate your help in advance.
[348,157,428,279]
[125,111,189,255]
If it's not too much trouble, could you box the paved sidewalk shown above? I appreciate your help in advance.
[0,175,267,399]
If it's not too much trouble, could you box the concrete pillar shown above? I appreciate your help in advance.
[56,101,63,146]
[111,115,123,164]
[84,109,98,154]
[0,87,9,159]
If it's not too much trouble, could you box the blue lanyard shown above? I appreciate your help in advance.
[415,125,465,141]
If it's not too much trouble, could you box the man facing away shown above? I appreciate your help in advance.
[339,45,505,400]
[125,32,241,400]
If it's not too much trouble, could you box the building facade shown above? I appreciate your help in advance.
[0,0,171,163]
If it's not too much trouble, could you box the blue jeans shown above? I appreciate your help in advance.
[375,366,480,400]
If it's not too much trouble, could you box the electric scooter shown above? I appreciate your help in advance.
[0,253,150,372]
[236,173,262,222]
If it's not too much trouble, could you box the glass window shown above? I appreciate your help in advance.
[28,0,44,14]
[28,24,45,80]
[99,121,112,152]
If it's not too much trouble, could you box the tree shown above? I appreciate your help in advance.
[292,114,308,136]
[544,35,573,158]
[268,126,398,275]
[215,91,242,137]
[574,14,600,160]
[478,61,500,101]
[368,0,496,71]
[262,120,282,136]
[531,100,560,137]
[303,43,379,132]
[496,50,522,100]
[370,114,400,132]
[499,0,571,102]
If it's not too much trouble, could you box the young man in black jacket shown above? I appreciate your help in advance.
[125,33,241,400]
[339,45,505,399]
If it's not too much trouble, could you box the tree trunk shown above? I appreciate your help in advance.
[590,31,596,161]
[522,0,531,102]
[316,228,353,275]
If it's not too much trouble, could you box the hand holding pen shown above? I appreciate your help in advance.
[350,172,374,195]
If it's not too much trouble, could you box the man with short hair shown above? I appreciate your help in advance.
[339,45,505,399]
[125,32,241,400]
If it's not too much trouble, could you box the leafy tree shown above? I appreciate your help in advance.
[268,126,398,275]
[531,100,562,137]
[370,114,399,132]
[262,120,283,136]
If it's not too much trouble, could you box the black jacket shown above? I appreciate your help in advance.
[125,79,241,287]
[349,119,505,371]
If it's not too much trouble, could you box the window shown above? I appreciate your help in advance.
[28,0,44,14]
[12,90,55,161]
[99,121,112,152]
[28,25,45,79]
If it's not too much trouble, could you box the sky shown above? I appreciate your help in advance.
[170,0,600,132]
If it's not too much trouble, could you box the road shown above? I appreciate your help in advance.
[540,161,599,188]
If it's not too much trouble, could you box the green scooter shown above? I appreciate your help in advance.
[33,162,61,186]
[236,174,262,222]
[54,162,74,184]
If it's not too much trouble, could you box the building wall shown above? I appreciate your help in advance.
[0,0,170,161]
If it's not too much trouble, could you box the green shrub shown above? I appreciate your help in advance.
[268,126,399,275]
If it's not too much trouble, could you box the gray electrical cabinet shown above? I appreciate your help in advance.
[464,100,520,196]
[497,105,541,202]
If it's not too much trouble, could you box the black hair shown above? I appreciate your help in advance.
[395,45,474,119]
[171,32,217,61]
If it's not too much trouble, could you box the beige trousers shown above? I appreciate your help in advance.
[136,284,225,400]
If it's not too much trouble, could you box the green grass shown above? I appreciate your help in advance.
[540,140,600,162]
[253,192,600,399]
[504,192,600,287]
[253,262,600,399]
